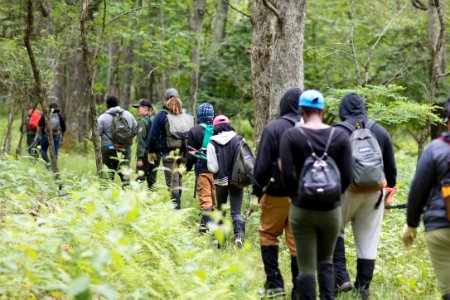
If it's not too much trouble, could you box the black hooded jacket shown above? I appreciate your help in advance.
[337,93,397,188]
[252,87,302,197]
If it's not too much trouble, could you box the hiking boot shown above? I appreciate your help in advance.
[258,287,286,299]
[335,281,353,293]
[234,237,243,248]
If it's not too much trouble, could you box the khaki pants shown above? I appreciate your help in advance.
[197,173,216,210]
[425,228,450,296]
[259,194,296,256]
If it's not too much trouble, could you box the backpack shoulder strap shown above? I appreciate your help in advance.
[365,120,375,130]
[280,115,299,125]
[335,122,354,133]
[297,127,315,155]
[323,128,336,156]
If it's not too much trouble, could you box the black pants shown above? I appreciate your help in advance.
[215,184,244,238]
[136,153,161,190]
[102,147,131,186]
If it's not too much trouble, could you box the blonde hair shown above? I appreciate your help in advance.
[166,97,183,115]
[149,106,157,116]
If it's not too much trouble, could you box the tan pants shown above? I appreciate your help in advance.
[425,228,450,296]
[259,194,296,256]
[197,173,216,210]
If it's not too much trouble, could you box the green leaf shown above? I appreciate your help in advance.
[67,276,90,297]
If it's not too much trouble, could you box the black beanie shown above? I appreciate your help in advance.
[106,95,118,108]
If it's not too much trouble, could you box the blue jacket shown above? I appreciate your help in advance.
[147,110,167,154]
[407,132,450,231]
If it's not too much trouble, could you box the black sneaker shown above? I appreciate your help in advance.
[335,281,353,293]
[258,288,286,299]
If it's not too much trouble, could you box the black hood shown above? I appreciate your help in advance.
[339,92,367,122]
[279,87,302,117]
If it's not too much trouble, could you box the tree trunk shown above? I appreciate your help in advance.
[188,0,206,114]
[251,0,276,147]
[3,86,14,154]
[24,0,61,188]
[428,0,446,76]
[212,0,228,44]
[269,0,307,121]
[80,0,105,178]
[111,37,123,100]
[123,39,134,109]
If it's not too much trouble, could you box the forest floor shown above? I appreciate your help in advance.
[0,115,442,299]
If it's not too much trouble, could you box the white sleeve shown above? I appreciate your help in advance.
[207,143,219,173]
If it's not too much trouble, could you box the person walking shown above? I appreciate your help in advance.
[333,92,397,299]
[147,88,194,209]
[186,103,216,233]
[25,104,41,147]
[252,87,302,299]
[98,95,137,187]
[35,102,66,164]
[132,98,159,190]
[280,90,352,299]
[402,98,450,300]
[207,115,245,247]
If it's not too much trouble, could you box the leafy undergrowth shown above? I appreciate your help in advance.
[0,157,260,299]
[0,146,443,299]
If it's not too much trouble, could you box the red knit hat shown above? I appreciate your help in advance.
[213,115,230,126]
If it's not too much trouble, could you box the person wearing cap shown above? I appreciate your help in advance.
[186,103,216,233]
[333,92,396,299]
[147,88,193,209]
[252,88,302,299]
[132,99,159,190]
[206,115,246,247]
[402,97,450,300]
[279,90,352,299]
[98,95,137,187]
[35,102,66,164]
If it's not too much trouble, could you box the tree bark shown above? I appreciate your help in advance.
[3,86,14,154]
[212,0,228,44]
[428,0,446,76]
[24,0,61,188]
[123,38,134,109]
[269,0,307,120]
[188,0,206,114]
[80,0,105,178]
[251,0,276,147]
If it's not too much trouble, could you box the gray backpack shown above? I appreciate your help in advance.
[338,120,385,187]
[230,137,255,189]
[165,112,194,149]
[50,111,61,132]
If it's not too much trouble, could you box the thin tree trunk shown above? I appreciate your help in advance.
[80,0,106,177]
[24,0,61,188]
[111,37,123,100]
[3,87,14,154]
[268,0,307,120]
[188,0,206,114]
[251,0,276,147]
[123,39,134,109]
[212,0,228,44]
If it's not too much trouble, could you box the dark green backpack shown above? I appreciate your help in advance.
[109,111,135,148]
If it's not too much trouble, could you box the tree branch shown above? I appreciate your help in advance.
[105,5,152,26]
[223,0,251,19]
[304,46,366,67]
[411,0,427,11]
[349,0,362,85]
[437,71,450,78]
[262,0,282,23]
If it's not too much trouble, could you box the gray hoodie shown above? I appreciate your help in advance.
[98,107,138,147]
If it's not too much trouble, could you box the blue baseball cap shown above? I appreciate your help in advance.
[299,89,325,110]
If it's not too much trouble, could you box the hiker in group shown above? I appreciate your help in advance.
[402,98,450,300]
[333,92,397,299]
[147,88,194,209]
[252,87,302,299]
[186,103,216,233]
[279,90,352,300]
[35,102,66,164]
[132,98,159,190]
[24,104,41,147]
[98,95,137,187]
[207,115,246,247]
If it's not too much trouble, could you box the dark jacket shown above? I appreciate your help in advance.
[136,115,153,160]
[38,111,66,135]
[252,87,301,197]
[280,126,352,210]
[407,132,450,231]
[147,109,168,154]
[186,121,213,174]
[337,92,397,188]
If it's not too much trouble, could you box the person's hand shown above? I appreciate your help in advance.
[178,165,187,176]
[136,160,144,168]
[148,153,157,164]
[402,224,417,246]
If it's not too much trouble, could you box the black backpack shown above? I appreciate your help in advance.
[297,127,341,202]
[230,137,255,189]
